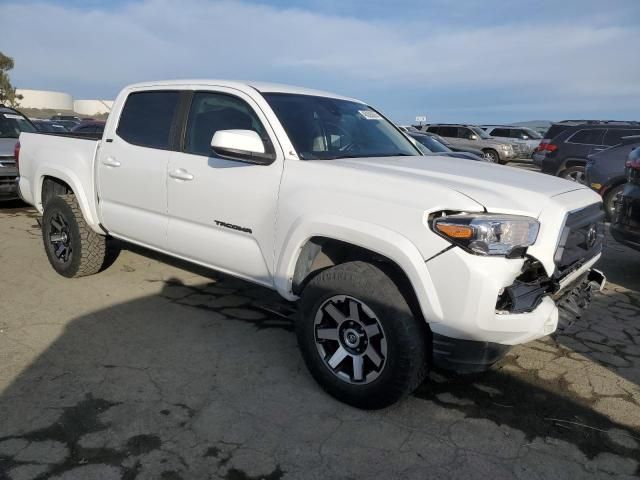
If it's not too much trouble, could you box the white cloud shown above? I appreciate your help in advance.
[1,0,638,115]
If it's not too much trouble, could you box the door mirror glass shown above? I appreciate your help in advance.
[211,129,274,164]
[521,135,529,140]
[469,134,478,140]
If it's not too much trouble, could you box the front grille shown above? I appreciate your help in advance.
[554,203,604,275]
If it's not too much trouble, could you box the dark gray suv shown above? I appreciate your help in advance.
[539,122,640,183]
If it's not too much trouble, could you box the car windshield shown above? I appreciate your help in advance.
[263,93,420,160]
[410,134,451,153]
[0,111,37,138]
[470,126,491,139]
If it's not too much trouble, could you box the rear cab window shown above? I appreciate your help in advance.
[116,91,180,149]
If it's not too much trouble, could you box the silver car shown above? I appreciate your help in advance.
[422,124,516,163]
[481,125,542,159]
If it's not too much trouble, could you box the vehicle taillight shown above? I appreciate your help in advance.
[534,141,557,154]
[626,158,640,170]
[13,141,20,171]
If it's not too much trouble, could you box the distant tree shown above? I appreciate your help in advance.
[0,52,23,107]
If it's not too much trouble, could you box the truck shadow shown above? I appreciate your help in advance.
[1,271,639,478]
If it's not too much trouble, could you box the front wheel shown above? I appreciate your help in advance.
[297,261,428,409]
[603,184,624,221]
[560,166,586,184]
[42,194,106,278]
[482,149,500,163]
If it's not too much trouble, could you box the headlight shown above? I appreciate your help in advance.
[500,144,512,151]
[432,213,539,257]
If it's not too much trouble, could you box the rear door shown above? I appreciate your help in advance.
[165,88,283,285]
[97,90,180,248]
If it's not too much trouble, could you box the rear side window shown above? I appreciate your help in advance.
[567,129,604,145]
[544,124,570,140]
[603,129,640,146]
[117,91,179,149]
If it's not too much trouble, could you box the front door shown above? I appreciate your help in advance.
[166,89,284,286]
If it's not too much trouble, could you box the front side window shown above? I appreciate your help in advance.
[469,126,491,139]
[117,91,179,149]
[438,126,458,138]
[491,128,510,137]
[568,129,605,145]
[184,92,268,157]
[264,93,419,160]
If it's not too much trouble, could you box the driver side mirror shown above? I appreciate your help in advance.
[211,129,275,165]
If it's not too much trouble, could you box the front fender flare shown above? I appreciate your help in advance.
[274,215,444,323]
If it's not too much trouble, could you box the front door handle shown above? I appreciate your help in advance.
[169,168,194,181]
[102,157,121,167]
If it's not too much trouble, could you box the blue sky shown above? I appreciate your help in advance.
[2,0,639,124]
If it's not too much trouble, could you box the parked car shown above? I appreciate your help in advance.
[538,122,640,183]
[50,114,82,123]
[31,119,68,133]
[0,105,37,200]
[533,120,638,166]
[422,124,516,163]
[408,132,485,161]
[18,80,605,409]
[611,147,640,251]
[585,136,640,219]
[50,119,80,130]
[480,125,542,159]
[70,120,106,135]
[419,131,486,158]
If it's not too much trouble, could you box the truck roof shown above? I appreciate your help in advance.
[123,79,362,103]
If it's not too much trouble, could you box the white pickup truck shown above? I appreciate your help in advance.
[17,80,605,408]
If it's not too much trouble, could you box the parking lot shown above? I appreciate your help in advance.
[1,162,639,479]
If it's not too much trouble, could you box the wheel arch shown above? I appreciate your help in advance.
[275,218,444,324]
[36,167,102,234]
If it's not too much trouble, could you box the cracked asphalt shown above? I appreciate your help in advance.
[1,192,640,479]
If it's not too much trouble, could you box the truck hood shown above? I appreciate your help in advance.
[332,155,589,217]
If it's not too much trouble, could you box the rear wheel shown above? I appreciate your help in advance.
[297,261,428,409]
[560,166,586,184]
[42,194,106,278]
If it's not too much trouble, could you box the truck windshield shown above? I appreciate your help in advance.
[0,112,37,138]
[263,93,420,160]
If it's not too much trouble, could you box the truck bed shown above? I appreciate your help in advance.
[17,131,102,229]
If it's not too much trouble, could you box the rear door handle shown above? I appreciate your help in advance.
[102,157,121,167]
[169,168,194,181]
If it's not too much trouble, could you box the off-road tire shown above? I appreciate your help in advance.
[42,194,106,278]
[298,261,429,409]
